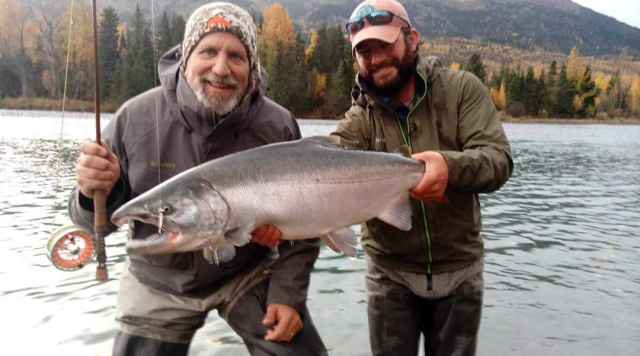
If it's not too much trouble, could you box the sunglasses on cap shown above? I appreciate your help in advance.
[346,10,410,35]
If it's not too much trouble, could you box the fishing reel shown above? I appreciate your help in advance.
[47,225,96,271]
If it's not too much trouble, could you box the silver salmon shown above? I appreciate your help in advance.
[111,136,424,264]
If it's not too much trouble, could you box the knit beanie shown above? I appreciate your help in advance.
[180,2,261,95]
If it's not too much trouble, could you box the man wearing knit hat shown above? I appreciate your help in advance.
[68,3,327,355]
[332,0,513,355]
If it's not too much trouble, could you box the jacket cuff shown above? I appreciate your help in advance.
[266,239,321,313]
[78,177,127,212]
[439,150,464,188]
[266,281,307,312]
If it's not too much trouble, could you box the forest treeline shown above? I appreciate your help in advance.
[1,0,639,119]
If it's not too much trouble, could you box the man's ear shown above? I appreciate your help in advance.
[409,28,420,52]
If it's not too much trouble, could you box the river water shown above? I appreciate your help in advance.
[0,109,638,355]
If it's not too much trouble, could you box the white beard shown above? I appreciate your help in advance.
[189,73,247,116]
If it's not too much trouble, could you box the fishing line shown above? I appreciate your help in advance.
[52,0,76,225]
[47,0,96,272]
[150,0,164,231]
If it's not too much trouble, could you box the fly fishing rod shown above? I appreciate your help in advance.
[91,0,109,281]
[47,0,107,280]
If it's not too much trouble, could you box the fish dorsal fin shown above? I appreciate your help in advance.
[377,194,413,231]
[304,135,356,150]
[203,243,236,265]
[394,145,412,158]
[224,223,254,246]
[321,227,358,257]
[306,135,341,145]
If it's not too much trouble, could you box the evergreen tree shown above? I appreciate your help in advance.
[308,25,330,72]
[576,65,596,117]
[507,68,524,108]
[267,40,296,109]
[322,57,352,117]
[290,33,311,113]
[601,71,628,116]
[488,63,508,88]
[267,33,312,115]
[98,6,120,101]
[523,67,537,115]
[157,11,173,56]
[547,61,558,116]
[328,24,347,74]
[464,53,486,84]
[110,29,129,102]
[170,14,186,45]
[554,63,575,117]
[125,4,156,96]
[538,69,549,116]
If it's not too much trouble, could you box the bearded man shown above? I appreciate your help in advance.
[68,3,327,355]
[332,0,513,354]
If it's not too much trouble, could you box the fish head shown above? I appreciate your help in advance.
[111,178,229,254]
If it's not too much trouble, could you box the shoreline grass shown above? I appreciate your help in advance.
[0,97,119,113]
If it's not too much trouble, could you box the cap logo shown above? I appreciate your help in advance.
[356,5,375,17]
[207,15,230,29]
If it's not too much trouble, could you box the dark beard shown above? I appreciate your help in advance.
[359,46,415,97]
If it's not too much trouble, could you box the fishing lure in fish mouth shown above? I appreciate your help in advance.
[47,225,96,271]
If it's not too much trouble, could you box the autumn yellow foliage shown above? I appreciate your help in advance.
[489,80,507,111]
[566,47,583,83]
[0,0,37,58]
[314,72,327,99]
[261,3,295,47]
[630,76,640,115]
[306,30,318,59]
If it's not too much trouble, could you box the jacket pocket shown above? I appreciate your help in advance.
[364,218,424,257]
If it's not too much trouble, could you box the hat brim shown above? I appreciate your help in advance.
[351,25,402,56]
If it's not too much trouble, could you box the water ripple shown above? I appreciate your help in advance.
[1,114,639,355]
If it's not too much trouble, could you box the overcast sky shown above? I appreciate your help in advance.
[573,0,640,29]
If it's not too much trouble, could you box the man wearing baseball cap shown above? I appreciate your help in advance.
[69,2,327,355]
[331,0,513,354]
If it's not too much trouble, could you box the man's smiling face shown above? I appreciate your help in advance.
[185,31,250,115]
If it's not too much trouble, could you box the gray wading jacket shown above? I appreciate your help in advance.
[68,47,320,311]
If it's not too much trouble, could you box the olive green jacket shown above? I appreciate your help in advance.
[331,53,513,274]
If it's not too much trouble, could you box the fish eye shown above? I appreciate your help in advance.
[160,206,171,214]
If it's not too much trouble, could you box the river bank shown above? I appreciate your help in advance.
[2,98,639,124]
[502,117,640,124]
[0,97,120,113]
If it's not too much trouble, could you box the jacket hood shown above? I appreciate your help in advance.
[352,52,443,110]
[157,45,268,136]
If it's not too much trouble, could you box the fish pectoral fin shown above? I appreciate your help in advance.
[224,224,254,247]
[203,243,236,265]
[323,227,358,257]
[394,145,412,158]
[377,194,413,231]
[320,235,342,253]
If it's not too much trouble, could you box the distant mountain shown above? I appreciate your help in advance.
[280,0,640,57]
[27,0,640,57]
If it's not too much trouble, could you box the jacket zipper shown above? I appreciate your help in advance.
[395,72,434,291]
